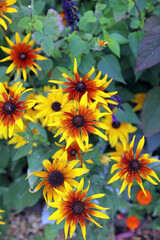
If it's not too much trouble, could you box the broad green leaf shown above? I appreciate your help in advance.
[97,55,125,83]
[70,36,90,57]
[142,87,160,136]
[0,144,10,169]
[41,36,54,55]
[115,103,140,124]
[3,175,41,212]
[108,38,120,58]
[13,143,33,161]
[33,19,43,33]
[128,31,145,58]
[18,16,31,29]
[110,33,129,44]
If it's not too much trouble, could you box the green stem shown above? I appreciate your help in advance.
[31,0,34,18]
[152,164,160,170]
[80,149,83,167]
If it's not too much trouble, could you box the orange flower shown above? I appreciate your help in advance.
[49,58,117,106]
[126,216,140,230]
[60,11,67,26]
[98,40,109,46]
[136,189,152,205]
[0,32,47,81]
[108,136,160,198]
[0,81,35,138]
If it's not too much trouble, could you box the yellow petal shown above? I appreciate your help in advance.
[22,33,31,44]
[135,136,145,159]
[15,32,21,44]
[0,46,12,54]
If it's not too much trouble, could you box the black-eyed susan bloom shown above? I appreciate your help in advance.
[49,92,109,151]
[0,81,35,138]
[108,136,160,198]
[48,178,109,240]
[0,32,47,81]
[102,114,137,147]
[49,58,117,107]
[35,88,72,126]
[0,0,17,30]
[26,152,89,203]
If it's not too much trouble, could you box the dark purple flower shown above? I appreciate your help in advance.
[108,95,125,111]
[62,0,79,32]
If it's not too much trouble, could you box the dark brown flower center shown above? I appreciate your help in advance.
[48,170,64,187]
[129,159,141,171]
[3,102,16,114]
[72,115,85,128]
[112,121,121,129]
[19,52,27,61]
[51,102,61,112]
[75,81,86,93]
[71,200,85,214]
[70,149,77,156]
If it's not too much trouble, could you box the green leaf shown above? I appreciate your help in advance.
[110,33,129,44]
[79,54,96,75]
[80,10,97,25]
[41,36,54,55]
[115,103,140,124]
[70,36,90,57]
[107,38,120,57]
[97,55,125,83]
[13,143,33,161]
[128,31,146,58]
[3,175,41,212]
[44,225,59,240]
[109,0,128,20]
[0,144,10,169]
[18,16,31,29]
[33,19,43,33]
[142,87,160,136]
[34,1,45,15]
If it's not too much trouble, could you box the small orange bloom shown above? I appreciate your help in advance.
[126,216,140,230]
[98,40,109,46]
[136,189,152,205]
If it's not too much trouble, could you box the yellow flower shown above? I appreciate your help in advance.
[0,32,47,81]
[49,92,109,151]
[26,152,89,203]
[0,81,35,138]
[48,178,109,240]
[131,93,146,112]
[0,0,17,30]
[108,136,160,198]
[35,88,73,126]
[102,114,137,147]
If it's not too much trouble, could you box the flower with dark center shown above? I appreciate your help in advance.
[75,81,86,93]
[108,135,160,198]
[70,149,77,156]
[102,114,137,148]
[0,81,35,138]
[51,102,61,112]
[71,200,85,214]
[129,159,141,171]
[49,58,118,106]
[0,32,47,81]
[3,102,16,114]
[19,52,27,61]
[48,171,64,187]
[49,92,109,151]
[72,115,85,128]
[35,88,73,127]
[48,178,109,240]
[0,0,17,30]
[26,154,89,203]
[62,0,79,32]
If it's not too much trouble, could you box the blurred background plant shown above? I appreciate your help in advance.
[0,0,160,239]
